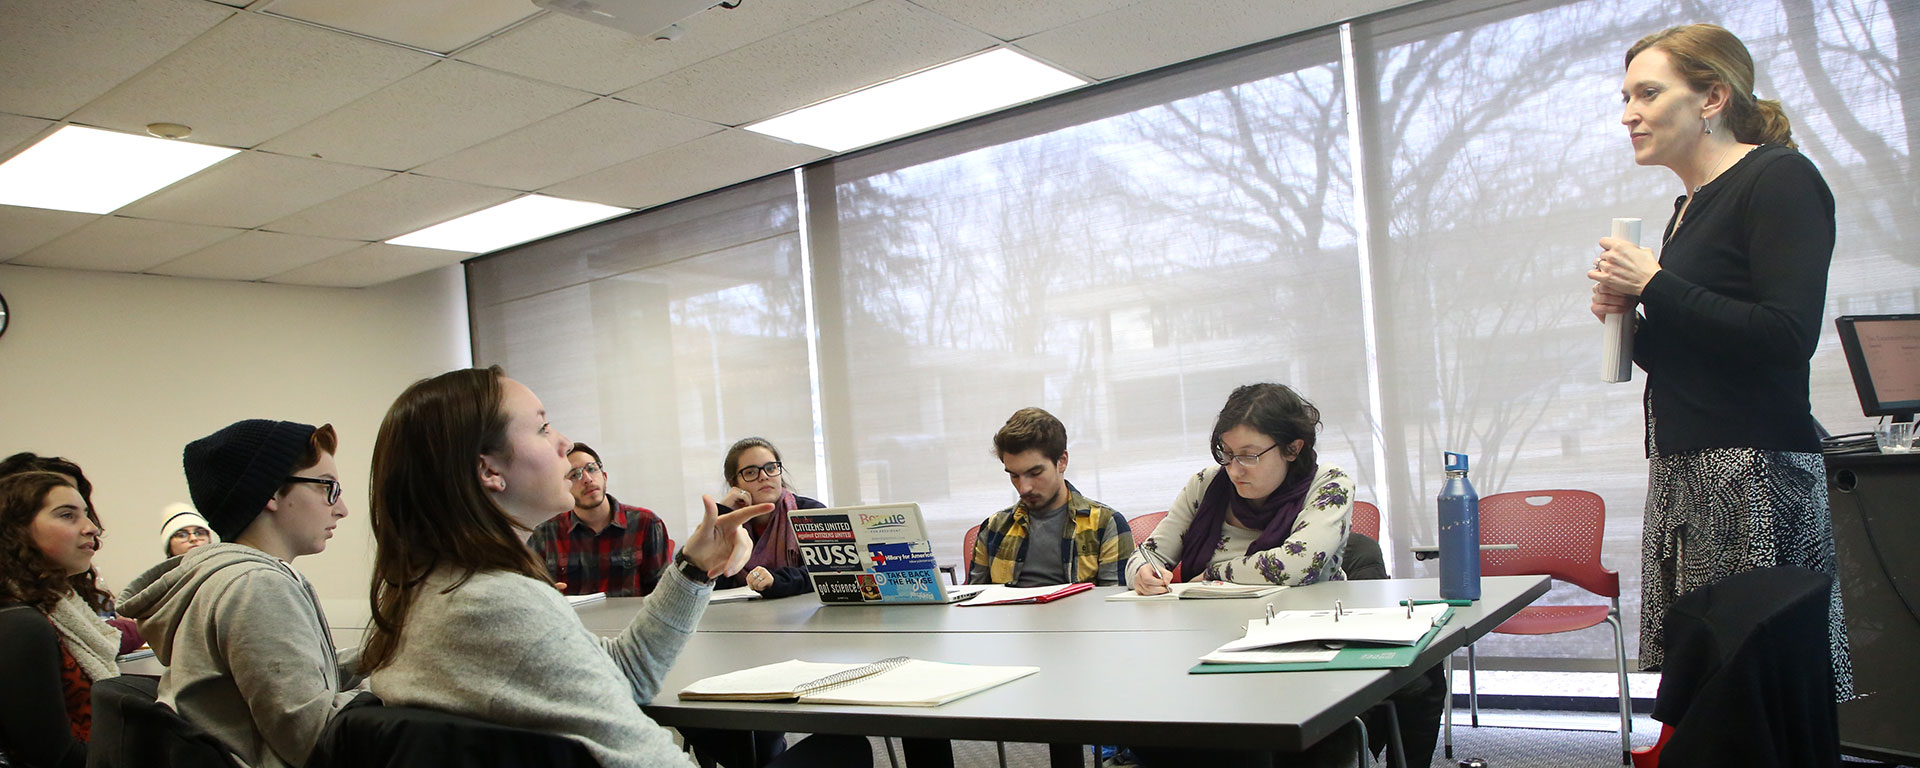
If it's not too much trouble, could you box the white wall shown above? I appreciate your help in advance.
[0,264,472,603]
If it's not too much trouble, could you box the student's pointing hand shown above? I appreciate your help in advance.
[684,494,773,578]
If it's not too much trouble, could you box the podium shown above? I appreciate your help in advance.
[1826,451,1920,763]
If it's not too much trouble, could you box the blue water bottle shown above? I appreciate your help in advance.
[1438,451,1481,601]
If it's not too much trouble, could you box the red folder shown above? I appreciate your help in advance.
[957,581,1095,606]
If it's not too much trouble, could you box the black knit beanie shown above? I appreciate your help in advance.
[182,419,316,541]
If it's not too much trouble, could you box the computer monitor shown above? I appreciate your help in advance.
[1835,314,1920,422]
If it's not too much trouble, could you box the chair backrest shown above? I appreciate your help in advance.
[1476,489,1618,597]
[1127,511,1168,544]
[1342,533,1388,581]
[958,523,982,584]
[88,675,236,768]
[309,703,597,768]
[1350,501,1380,541]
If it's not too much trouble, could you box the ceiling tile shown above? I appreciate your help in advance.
[264,173,518,241]
[258,60,593,172]
[266,242,467,288]
[69,12,435,149]
[260,0,539,55]
[907,0,1150,41]
[411,98,721,191]
[147,230,363,281]
[11,216,242,272]
[1018,0,1416,81]
[542,129,824,211]
[119,151,393,229]
[0,0,232,120]
[0,113,55,158]
[455,1,865,96]
[0,206,97,261]
[616,0,998,126]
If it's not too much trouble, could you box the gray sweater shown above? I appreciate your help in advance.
[368,565,711,768]
[119,544,364,768]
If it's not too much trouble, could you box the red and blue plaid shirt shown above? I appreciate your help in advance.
[527,496,673,597]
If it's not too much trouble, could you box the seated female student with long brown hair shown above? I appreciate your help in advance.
[360,366,871,768]
[0,471,119,768]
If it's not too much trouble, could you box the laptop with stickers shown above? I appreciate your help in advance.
[791,502,978,605]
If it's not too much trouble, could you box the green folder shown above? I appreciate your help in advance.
[1188,607,1452,674]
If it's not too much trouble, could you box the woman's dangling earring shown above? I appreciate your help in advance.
[1703,117,1713,135]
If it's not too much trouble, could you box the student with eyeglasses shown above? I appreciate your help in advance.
[1121,384,1449,768]
[119,420,365,768]
[711,437,823,600]
[1127,383,1353,595]
[159,502,219,558]
[526,442,674,597]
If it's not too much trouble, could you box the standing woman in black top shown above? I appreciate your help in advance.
[1590,23,1851,697]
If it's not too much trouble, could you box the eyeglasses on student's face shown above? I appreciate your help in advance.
[1213,443,1280,468]
[565,462,605,482]
[284,476,343,505]
[170,526,212,541]
[736,462,784,482]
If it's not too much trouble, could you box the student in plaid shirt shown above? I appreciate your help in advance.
[968,408,1134,588]
[525,443,672,597]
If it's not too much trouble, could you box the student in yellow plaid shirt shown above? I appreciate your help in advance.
[967,407,1134,587]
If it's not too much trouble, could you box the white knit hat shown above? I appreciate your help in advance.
[159,502,219,556]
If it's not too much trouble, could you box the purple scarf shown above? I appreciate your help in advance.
[1177,465,1316,581]
[743,489,803,572]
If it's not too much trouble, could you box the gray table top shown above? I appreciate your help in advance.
[579,575,1548,640]
[636,575,1548,750]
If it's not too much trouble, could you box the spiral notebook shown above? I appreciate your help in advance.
[678,657,1038,707]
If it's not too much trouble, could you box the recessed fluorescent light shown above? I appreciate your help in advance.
[0,125,239,214]
[386,195,631,253]
[744,48,1087,152]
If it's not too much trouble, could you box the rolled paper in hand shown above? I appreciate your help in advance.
[1602,218,1640,383]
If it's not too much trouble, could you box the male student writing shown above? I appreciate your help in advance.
[968,407,1134,586]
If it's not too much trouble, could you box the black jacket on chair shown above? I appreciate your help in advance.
[307,699,598,768]
[1653,565,1840,768]
[86,676,234,768]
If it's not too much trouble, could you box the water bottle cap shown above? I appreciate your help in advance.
[1444,452,1468,473]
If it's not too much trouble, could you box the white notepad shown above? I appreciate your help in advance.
[678,657,1038,707]
[708,586,764,604]
[1214,603,1449,653]
[1106,582,1287,601]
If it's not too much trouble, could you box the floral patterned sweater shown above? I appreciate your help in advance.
[1127,464,1353,587]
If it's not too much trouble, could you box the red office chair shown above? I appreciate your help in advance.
[956,523,982,585]
[1351,501,1381,541]
[1444,490,1631,765]
[1127,511,1167,544]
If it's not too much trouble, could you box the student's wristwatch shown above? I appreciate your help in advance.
[674,552,713,584]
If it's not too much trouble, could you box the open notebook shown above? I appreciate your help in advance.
[678,657,1038,707]
[1106,582,1286,601]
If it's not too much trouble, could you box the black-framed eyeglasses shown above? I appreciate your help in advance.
[1213,443,1280,468]
[565,462,605,482]
[170,526,212,541]
[285,476,342,505]
[736,462,784,482]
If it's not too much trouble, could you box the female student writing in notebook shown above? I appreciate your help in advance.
[359,366,869,768]
[1127,382,1353,594]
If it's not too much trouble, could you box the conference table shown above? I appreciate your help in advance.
[581,575,1549,767]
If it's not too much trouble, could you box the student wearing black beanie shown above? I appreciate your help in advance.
[116,419,365,768]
